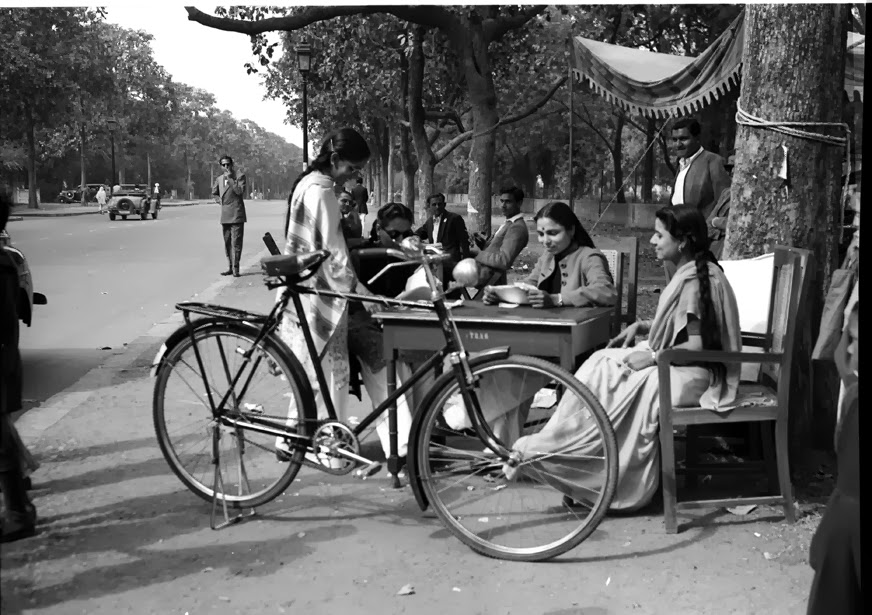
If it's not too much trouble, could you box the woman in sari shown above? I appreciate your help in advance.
[505,205,742,511]
[276,128,413,462]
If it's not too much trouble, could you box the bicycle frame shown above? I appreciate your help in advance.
[176,247,514,483]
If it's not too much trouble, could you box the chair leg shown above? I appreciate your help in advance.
[760,422,779,495]
[659,427,679,534]
[774,419,796,523]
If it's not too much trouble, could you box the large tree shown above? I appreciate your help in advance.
[724,4,847,455]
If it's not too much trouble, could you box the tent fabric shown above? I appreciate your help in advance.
[569,13,745,119]
[571,12,865,119]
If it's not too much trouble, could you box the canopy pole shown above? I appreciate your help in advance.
[568,39,574,212]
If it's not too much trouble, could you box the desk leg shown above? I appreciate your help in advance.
[386,348,401,489]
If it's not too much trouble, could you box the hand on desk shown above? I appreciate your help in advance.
[525,288,556,309]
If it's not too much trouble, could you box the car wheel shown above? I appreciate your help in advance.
[152,212,158,219]
[122,215,128,220]
[109,213,117,221]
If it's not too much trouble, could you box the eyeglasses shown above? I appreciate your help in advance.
[220,162,232,167]
[383,228,413,240]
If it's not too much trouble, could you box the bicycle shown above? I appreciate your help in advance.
[152,238,618,561]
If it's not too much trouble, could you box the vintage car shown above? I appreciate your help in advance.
[0,228,47,327]
[58,183,102,204]
[107,184,159,220]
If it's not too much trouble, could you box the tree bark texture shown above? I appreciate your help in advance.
[642,118,655,202]
[79,123,87,206]
[387,124,396,201]
[611,112,626,204]
[399,125,417,212]
[725,4,847,457]
[463,22,498,237]
[408,26,436,213]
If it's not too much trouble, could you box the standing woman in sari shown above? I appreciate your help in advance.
[506,205,742,511]
[276,128,378,455]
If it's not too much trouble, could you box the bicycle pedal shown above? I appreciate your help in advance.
[353,461,383,479]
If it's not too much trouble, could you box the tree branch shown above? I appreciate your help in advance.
[424,109,465,132]
[185,5,457,35]
[484,6,547,42]
[434,76,567,162]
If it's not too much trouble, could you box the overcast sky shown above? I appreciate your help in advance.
[102,3,304,148]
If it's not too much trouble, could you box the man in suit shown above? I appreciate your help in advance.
[471,186,529,287]
[211,154,247,277]
[665,118,730,278]
[415,192,470,285]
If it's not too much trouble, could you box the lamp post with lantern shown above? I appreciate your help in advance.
[296,41,312,170]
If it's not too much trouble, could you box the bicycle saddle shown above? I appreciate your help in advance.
[261,250,330,278]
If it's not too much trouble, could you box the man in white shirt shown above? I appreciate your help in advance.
[471,186,529,287]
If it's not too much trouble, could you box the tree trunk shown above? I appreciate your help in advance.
[463,25,498,236]
[147,151,152,191]
[25,105,38,209]
[408,25,436,211]
[724,4,847,458]
[387,124,396,201]
[399,125,417,213]
[79,122,87,206]
[611,112,626,204]
[642,117,655,202]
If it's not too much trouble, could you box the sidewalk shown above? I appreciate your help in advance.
[1,254,819,614]
[9,200,214,220]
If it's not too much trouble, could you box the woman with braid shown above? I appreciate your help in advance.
[503,205,742,511]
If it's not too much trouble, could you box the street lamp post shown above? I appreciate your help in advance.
[106,118,118,191]
[296,41,312,170]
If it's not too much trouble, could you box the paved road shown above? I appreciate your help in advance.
[10,200,287,412]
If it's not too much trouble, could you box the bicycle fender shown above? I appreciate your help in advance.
[151,319,318,427]
[406,346,511,512]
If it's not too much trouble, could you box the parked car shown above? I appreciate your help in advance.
[58,183,103,204]
[107,184,159,220]
[0,228,47,327]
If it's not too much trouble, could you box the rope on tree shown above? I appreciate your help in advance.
[735,100,853,226]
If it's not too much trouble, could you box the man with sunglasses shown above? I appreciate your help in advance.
[211,154,247,277]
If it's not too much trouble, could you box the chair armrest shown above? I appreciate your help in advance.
[656,348,782,365]
[741,332,769,347]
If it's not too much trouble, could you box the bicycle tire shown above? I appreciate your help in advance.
[153,322,311,508]
[414,354,618,562]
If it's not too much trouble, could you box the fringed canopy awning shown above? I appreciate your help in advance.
[570,12,864,118]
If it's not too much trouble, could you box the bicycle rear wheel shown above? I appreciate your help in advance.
[153,322,310,508]
[414,355,618,561]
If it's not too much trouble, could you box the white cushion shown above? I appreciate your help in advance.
[720,253,773,381]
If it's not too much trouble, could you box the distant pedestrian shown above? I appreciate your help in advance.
[211,154,247,277]
[152,183,161,210]
[96,185,107,214]
[351,176,369,229]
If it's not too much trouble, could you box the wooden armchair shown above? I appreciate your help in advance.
[656,247,804,533]
[596,236,639,336]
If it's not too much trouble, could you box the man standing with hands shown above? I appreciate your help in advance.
[415,192,470,286]
[211,154,247,277]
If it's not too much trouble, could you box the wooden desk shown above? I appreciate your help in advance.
[372,302,612,486]
[374,302,613,372]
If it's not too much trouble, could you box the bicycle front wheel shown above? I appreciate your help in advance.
[153,322,310,508]
[415,355,618,561]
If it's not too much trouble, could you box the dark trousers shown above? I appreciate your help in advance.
[222,223,244,272]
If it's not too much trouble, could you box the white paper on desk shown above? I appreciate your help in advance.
[498,302,520,308]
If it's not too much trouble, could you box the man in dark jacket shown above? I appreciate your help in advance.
[415,193,470,285]
[351,176,369,227]
[211,154,247,277]
[0,193,37,543]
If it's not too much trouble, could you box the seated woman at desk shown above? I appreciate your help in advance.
[481,201,616,309]
[503,205,742,511]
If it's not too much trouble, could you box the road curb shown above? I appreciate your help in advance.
[11,210,100,218]
[15,244,272,441]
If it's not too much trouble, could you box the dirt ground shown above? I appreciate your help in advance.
[1,214,836,614]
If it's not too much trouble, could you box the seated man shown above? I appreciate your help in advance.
[470,186,529,288]
[414,192,470,287]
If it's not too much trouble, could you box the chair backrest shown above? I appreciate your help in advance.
[600,249,625,335]
[760,249,804,412]
[594,236,639,332]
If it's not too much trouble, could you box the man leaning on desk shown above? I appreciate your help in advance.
[414,192,470,287]
[470,186,530,288]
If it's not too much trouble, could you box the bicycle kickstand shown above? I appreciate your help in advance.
[209,422,256,530]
